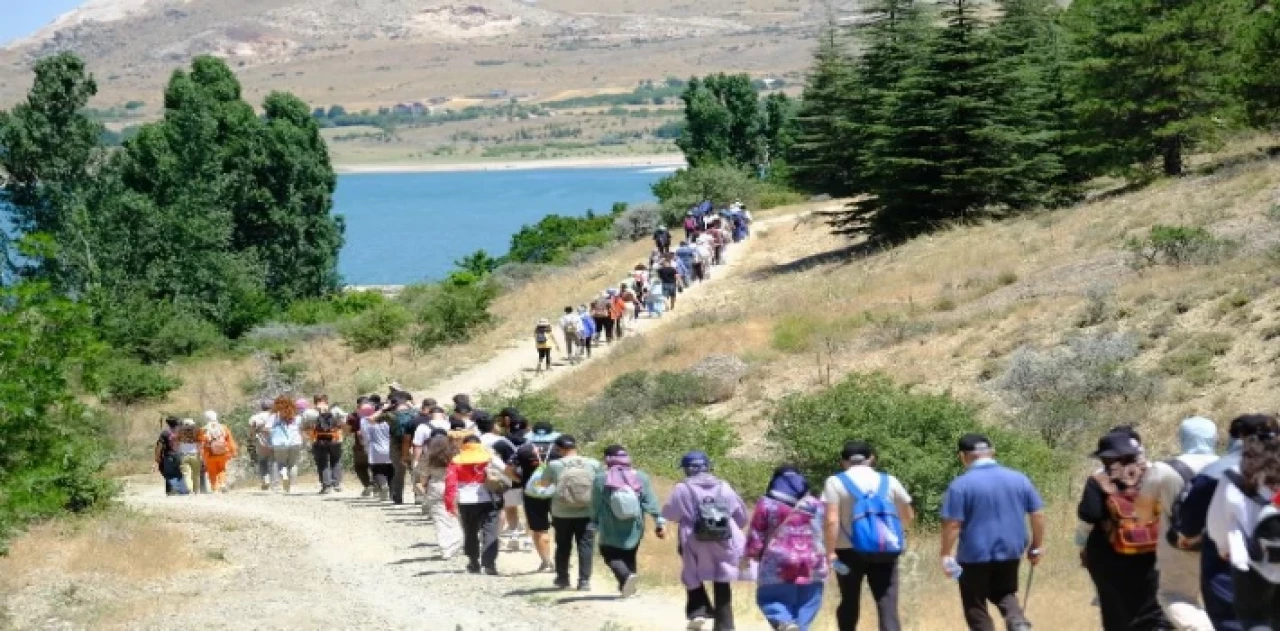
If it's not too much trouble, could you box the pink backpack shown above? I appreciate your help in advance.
[762,498,825,584]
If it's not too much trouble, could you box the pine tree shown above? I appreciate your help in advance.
[787,28,859,195]
[1064,0,1233,177]
[1237,1,1280,129]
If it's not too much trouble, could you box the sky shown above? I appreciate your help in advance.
[0,0,84,45]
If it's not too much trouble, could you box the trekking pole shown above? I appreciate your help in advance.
[1023,564,1037,613]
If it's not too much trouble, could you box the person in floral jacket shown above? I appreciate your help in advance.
[745,466,829,631]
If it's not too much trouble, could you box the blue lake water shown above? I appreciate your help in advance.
[335,167,668,285]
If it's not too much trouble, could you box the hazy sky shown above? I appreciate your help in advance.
[0,0,85,45]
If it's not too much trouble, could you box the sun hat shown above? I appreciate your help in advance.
[538,317,550,326]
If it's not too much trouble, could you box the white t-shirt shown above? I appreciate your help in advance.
[249,411,274,448]
[361,418,392,465]
[412,423,435,448]
[821,466,912,550]
[1208,473,1276,576]
[559,313,580,334]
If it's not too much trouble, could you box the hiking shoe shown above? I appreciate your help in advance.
[620,574,639,598]
[553,578,570,590]
[576,581,590,592]
[282,479,291,493]
[360,486,372,498]
[687,617,709,631]
[318,486,330,495]
[260,482,270,491]
[332,485,343,493]
[466,562,481,574]
[537,560,554,573]
[483,566,499,576]
[378,489,389,502]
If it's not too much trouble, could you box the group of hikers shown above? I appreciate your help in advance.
[533,202,754,372]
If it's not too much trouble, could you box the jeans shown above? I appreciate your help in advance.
[552,516,595,584]
[311,440,343,489]
[600,544,638,589]
[389,442,407,503]
[1233,568,1280,631]
[459,502,501,570]
[835,550,900,631]
[958,560,1029,631]
[687,582,734,630]
[370,463,394,495]
[757,583,824,631]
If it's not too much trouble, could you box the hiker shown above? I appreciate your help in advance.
[269,398,305,493]
[201,411,237,493]
[174,418,204,495]
[646,277,668,317]
[362,409,395,501]
[1133,417,1220,631]
[748,466,828,631]
[592,445,665,598]
[155,416,184,495]
[560,306,582,360]
[633,264,650,298]
[1207,421,1280,630]
[655,226,672,255]
[519,422,562,571]
[348,400,375,497]
[823,441,914,631]
[940,434,1044,631]
[620,283,640,322]
[684,211,699,242]
[249,399,275,490]
[1078,430,1168,630]
[676,240,698,284]
[540,434,602,590]
[661,451,749,631]
[1178,415,1280,630]
[657,256,680,311]
[609,289,627,338]
[534,317,560,372]
[308,397,345,494]
[591,292,614,344]
[476,413,524,550]
[389,392,416,504]
[421,434,462,560]
[501,416,533,550]
[454,402,476,432]
[577,305,596,359]
[695,232,715,279]
[448,434,508,575]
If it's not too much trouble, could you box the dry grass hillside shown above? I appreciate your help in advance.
[0,0,837,109]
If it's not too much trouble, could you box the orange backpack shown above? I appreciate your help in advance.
[1094,473,1159,555]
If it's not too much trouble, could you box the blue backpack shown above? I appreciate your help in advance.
[838,472,905,560]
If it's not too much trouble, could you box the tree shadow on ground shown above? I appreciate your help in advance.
[749,240,878,281]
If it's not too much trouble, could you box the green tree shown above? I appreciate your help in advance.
[1064,0,1234,177]
[676,74,763,168]
[651,165,756,218]
[454,249,501,276]
[1237,1,1280,129]
[787,28,859,196]
[761,92,795,167]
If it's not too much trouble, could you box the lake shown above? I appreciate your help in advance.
[335,167,669,285]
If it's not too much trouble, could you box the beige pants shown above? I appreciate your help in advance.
[427,493,462,560]
[1157,544,1214,631]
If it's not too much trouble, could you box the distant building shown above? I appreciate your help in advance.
[489,89,509,99]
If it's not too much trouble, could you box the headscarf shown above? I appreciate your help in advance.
[680,451,710,477]
[604,448,643,492]
[765,466,810,507]
[203,410,218,424]
[1179,416,1219,456]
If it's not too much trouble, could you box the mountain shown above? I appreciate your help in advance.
[0,0,840,110]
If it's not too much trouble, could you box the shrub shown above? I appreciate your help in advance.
[1159,331,1234,386]
[409,277,500,352]
[772,314,818,353]
[771,373,1064,526]
[93,292,225,363]
[614,203,664,240]
[652,165,756,217]
[100,358,183,405]
[1125,224,1228,269]
[756,183,805,209]
[572,370,714,442]
[1075,282,1115,328]
[284,290,385,325]
[339,301,411,352]
[506,210,619,265]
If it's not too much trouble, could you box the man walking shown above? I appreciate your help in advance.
[540,434,601,590]
[822,441,914,631]
[940,434,1045,631]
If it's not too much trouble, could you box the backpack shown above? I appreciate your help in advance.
[838,472,905,560]
[485,460,513,494]
[316,411,340,434]
[1224,470,1280,583]
[763,499,823,583]
[608,485,643,521]
[689,481,733,542]
[535,328,548,345]
[563,316,583,337]
[525,463,555,499]
[1164,459,1200,550]
[555,459,595,510]
[1094,473,1160,555]
[591,298,611,318]
[684,216,697,232]
[206,424,229,456]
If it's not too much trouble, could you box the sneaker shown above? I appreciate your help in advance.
[620,574,639,598]
[687,618,709,631]
[282,478,291,493]
[483,566,500,576]
[506,538,521,552]
[553,578,570,590]
[779,624,801,631]
[333,485,343,493]
[378,489,389,502]
[537,560,554,573]
[466,562,481,574]
[361,487,372,498]
[318,486,330,495]
[576,581,590,592]
[260,482,270,491]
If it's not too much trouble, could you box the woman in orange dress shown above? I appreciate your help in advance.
[201,410,239,493]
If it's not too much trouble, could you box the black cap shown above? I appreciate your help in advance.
[533,421,554,434]
[508,418,529,433]
[455,403,473,414]
[958,433,993,454]
[841,440,874,462]
[1093,431,1141,459]
[1229,414,1279,439]
[555,434,578,450]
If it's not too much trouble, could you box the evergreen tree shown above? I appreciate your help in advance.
[1064,0,1233,177]
[761,92,795,167]
[787,28,859,195]
[1237,1,1280,129]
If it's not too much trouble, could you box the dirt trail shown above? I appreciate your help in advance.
[117,218,797,630]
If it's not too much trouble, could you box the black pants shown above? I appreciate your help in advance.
[592,316,611,343]
[1234,568,1280,631]
[537,347,552,368]
[600,544,638,589]
[311,440,343,488]
[552,516,595,584]
[580,335,593,358]
[1085,547,1166,631]
[687,581,734,630]
[389,442,407,503]
[353,446,371,488]
[370,463,394,492]
[836,550,901,631]
[958,560,1029,631]
[459,502,501,570]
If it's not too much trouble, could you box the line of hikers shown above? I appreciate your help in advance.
[533,203,753,372]
[157,392,1280,630]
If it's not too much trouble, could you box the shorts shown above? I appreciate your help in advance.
[525,496,552,532]
[663,283,677,298]
[503,488,524,507]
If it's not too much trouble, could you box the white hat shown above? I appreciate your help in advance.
[537,317,550,326]
[302,408,321,421]
[181,418,196,427]
[203,410,218,424]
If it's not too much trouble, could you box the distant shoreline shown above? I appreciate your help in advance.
[333,154,686,174]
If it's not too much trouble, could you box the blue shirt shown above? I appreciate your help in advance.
[941,461,1044,564]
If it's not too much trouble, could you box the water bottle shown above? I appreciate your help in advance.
[831,559,851,576]
[943,557,963,580]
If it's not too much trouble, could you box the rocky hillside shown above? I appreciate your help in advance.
[0,0,843,109]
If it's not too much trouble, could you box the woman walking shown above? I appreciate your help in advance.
[534,318,560,373]
[449,434,507,575]
[175,418,204,495]
[746,466,828,631]
[200,411,238,493]
[421,434,462,560]
[269,397,305,493]
[662,451,750,631]
[362,409,396,501]
[348,400,375,497]
[592,445,666,598]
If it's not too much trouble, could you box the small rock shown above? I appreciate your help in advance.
[686,354,748,403]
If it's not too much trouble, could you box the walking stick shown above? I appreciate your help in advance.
[1023,564,1037,613]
